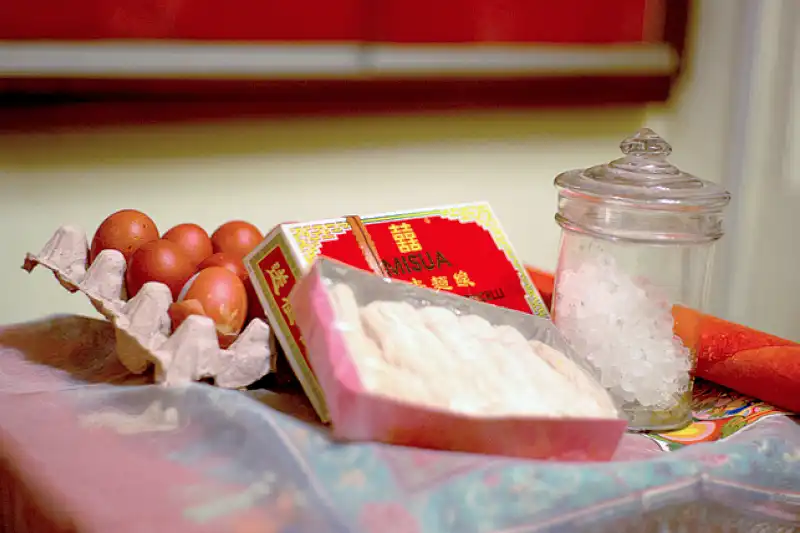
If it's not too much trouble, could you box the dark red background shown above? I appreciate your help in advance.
[371,0,659,44]
[310,230,373,275]
[0,0,661,43]
[365,216,538,314]
[0,0,690,131]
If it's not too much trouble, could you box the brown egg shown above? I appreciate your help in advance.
[90,209,159,264]
[176,266,248,337]
[126,239,197,300]
[163,223,213,266]
[198,252,248,282]
[244,277,267,323]
[198,251,266,326]
[211,221,264,259]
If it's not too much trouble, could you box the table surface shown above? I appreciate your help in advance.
[0,314,799,533]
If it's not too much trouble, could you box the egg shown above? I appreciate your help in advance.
[198,252,248,282]
[163,223,213,266]
[198,251,267,327]
[126,239,197,300]
[244,278,267,323]
[174,266,248,338]
[90,209,159,264]
[210,221,264,259]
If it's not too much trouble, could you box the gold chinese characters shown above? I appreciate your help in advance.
[410,270,476,291]
[266,262,289,295]
[389,223,423,254]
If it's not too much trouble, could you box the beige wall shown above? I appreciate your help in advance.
[0,109,646,324]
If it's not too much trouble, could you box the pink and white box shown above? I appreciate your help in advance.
[291,258,627,461]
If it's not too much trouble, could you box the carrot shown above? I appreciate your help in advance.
[706,346,800,412]
[672,305,795,374]
[672,305,799,412]
[525,266,554,312]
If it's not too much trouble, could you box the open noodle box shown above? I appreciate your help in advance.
[22,225,272,388]
[290,258,627,461]
[244,202,549,421]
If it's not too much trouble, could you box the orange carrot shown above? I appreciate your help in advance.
[672,305,798,412]
[672,305,795,374]
[525,266,554,312]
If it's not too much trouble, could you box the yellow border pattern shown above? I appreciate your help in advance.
[289,221,352,266]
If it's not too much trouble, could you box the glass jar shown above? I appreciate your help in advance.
[552,128,731,431]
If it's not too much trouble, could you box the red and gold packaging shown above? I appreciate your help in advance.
[244,202,548,420]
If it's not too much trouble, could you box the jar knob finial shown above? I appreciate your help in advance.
[620,128,672,157]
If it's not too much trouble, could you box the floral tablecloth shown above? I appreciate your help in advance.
[0,315,798,532]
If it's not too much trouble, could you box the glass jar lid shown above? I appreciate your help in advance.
[555,128,731,211]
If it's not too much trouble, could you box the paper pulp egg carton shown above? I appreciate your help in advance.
[22,225,272,389]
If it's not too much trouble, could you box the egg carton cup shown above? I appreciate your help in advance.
[22,225,273,389]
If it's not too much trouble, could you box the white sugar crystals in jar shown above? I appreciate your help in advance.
[551,128,731,431]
